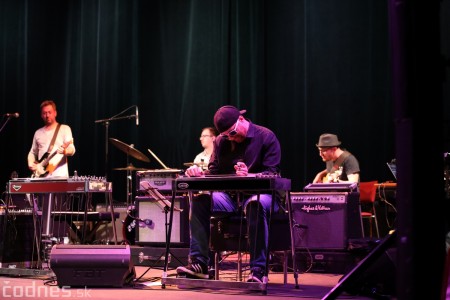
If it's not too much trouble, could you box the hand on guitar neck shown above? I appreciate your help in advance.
[32,139,73,178]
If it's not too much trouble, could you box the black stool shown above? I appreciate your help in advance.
[210,211,291,283]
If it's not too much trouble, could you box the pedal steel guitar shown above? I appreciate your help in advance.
[161,174,294,293]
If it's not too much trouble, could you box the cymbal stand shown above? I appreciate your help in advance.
[125,155,133,207]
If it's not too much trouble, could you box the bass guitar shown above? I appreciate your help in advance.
[32,139,73,178]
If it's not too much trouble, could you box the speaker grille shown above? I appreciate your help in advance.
[135,196,189,246]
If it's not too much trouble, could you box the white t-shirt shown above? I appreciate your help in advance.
[193,151,211,170]
[29,124,75,177]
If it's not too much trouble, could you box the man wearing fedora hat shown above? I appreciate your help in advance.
[313,133,360,183]
[177,105,282,284]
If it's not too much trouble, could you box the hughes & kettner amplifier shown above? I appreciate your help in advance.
[136,169,181,193]
[290,192,363,250]
[303,182,358,192]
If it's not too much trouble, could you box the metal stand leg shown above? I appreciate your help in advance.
[237,251,243,281]
[105,191,118,244]
[286,191,299,288]
[41,193,54,267]
[215,251,220,280]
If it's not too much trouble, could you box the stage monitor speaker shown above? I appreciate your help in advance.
[290,192,363,250]
[135,196,189,246]
[50,244,135,288]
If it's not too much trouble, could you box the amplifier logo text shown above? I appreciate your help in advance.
[301,204,331,213]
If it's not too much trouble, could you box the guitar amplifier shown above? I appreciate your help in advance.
[136,169,180,193]
[290,192,363,250]
[303,182,358,192]
[134,195,189,246]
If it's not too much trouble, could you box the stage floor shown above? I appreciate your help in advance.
[0,252,379,300]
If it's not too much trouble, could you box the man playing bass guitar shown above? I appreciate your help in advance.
[27,100,76,178]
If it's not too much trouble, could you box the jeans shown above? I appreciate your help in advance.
[189,191,278,272]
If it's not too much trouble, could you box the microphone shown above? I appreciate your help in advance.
[140,219,153,226]
[4,112,19,118]
[135,106,139,126]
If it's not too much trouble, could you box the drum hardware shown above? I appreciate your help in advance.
[113,165,147,171]
[109,138,149,206]
[95,106,145,181]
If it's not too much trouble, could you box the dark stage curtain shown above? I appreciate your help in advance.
[0,0,398,198]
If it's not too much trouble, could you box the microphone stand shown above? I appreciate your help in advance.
[0,115,16,134]
[94,106,137,181]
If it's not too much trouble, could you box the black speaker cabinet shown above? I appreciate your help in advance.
[135,196,189,246]
[50,244,135,288]
[295,250,361,274]
[0,214,39,268]
[290,192,363,250]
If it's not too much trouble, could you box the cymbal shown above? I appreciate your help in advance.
[113,165,147,171]
[109,138,150,162]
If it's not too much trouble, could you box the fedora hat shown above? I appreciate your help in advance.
[316,133,341,147]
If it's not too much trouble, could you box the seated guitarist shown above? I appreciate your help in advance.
[27,100,76,178]
[312,133,360,184]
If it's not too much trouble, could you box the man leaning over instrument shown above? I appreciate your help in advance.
[177,105,282,283]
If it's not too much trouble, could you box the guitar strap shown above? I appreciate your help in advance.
[331,150,351,173]
[47,123,62,154]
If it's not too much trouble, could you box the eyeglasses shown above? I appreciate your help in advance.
[200,135,212,138]
[220,119,240,138]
